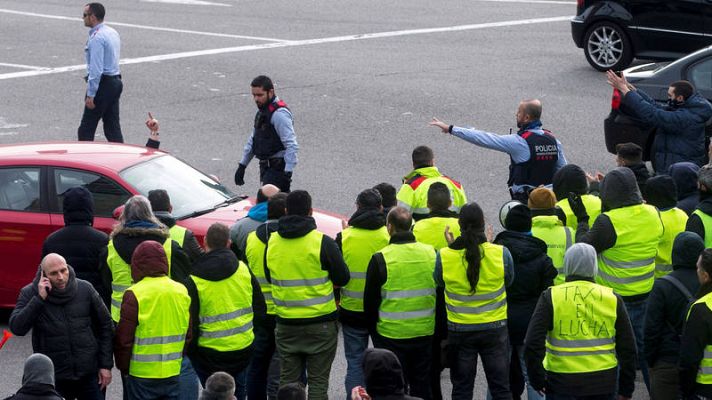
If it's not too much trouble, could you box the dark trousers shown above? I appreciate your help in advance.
[78,75,123,142]
[372,333,433,400]
[545,394,614,400]
[447,327,511,400]
[650,360,680,400]
[247,316,279,399]
[259,158,290,192]
[55,374,103,400]
[125,376,179,400]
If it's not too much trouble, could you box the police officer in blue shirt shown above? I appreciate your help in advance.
[235,76,299,193]
[78,2,123,143]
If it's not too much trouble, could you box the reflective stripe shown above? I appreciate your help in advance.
[446,286,505,302]
[656,264,673,273]
[131,352,183,362]
[600,254,655,269]
[199,307,252,324]
[548,337,615,348]
[256,277,269,286]
[564,227,572,248]
[701,366,712,374]
[111,298,122,309]
[705,350,712,358]
[112,283,129,292]
[264,292,273,301]
[597,268,654,284]
[546,348,616,357]
[341,288,364,298]
[134,334,186,346]
[200,321,253,339]
[446,298,507,314]
[382,288,435,299]
[273,292,334,307]
[271,276,329,287]
[380,308,435,319]
[411,207,430,214]
[350,272,367,279]
[555,267,564,274]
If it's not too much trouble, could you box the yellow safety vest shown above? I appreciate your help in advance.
[340,226,389,313]
[192,263,254,352]
[557,195,602,230]
[531,215,573,285]
[377,242,436,339]
[128,276,190,379]
[655,208,688,278]
[688,292,712,384]
[107,239,173,322]
[692,209,712,248]
[413,216,461,250]
[245,230,275,315]
[169,225,187,247]
[441,242,507,326]
[596,204,663,297]
[544,280,618,373]
[396,166,467,216]
[266,230,336,319]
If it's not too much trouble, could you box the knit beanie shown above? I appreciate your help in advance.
[504,204,532,232]
[643,175,678,209]
[199,372,235,400]
[672,232,705,269]
[22,353,55,386]
[528,187,557,210]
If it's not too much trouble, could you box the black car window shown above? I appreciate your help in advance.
[689,58,712,92]
[0,167,41,212]
[54,169,131,217]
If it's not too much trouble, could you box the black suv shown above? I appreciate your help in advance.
[571,0,712,71]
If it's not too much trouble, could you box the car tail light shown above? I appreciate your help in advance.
[576,0,584,11]
[611,88,621,110]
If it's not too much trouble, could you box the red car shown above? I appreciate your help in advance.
[0,142,344,308]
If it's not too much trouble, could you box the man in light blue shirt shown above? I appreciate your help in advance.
[430,99,567,202]
[78,3,123,143]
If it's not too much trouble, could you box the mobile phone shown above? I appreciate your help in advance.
[615,70,623,77]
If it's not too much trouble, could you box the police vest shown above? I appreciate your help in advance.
[245,230,275,315]
[377,242,436,339]
[596,204,663,297]
[253,99,288,160]
[531,215,572,285]
[693,209,712,248]
[340,226,390,313]
[441,242,507,326]
[688,291,712,385]
[169,225,187,247]
[129,276,190,379]
[413,216,461,250]
[508,130,559,187]
[655,208,689,278]
[266,230,336,319]
[396,166,467,217]
[192,262,254,352]
[544,280,618,374]
[107,239,173,322]
[557,195,602,231]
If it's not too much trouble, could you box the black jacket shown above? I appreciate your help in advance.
[624,162,650,193]
[686,192,712,242]
[524,277,637,398]
[185,248,265,374]
[3,384,63,400]
[9,267,113,381]
[493,231,556,345]
[680,286,712,398]
[154,211,204,262]
[363,348,423,400]
[263,215,350,325]
[669,161,701,215]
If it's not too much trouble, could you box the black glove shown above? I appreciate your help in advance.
[567,192,589,222]
[234,164,246,186]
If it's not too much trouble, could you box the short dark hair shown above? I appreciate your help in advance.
[206,223,230,250]
[277,383,306,400]
[356,189,382,210]
[670,80,695,100]
[267,193,288,220]
[427,182,451,212]
[522,99,542,120]
[86,3,105,20]
[251,75,274,91]
[286,190,311,216]
[373,182,397,208]
[616,142,643,164]
[387,207,412,233]
[412,146,434,168]
[148,189,171,212]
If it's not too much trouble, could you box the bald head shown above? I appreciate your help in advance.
[517,99,542,126]
[386,206,412,235]
[40,253,69,290]
[256,184,280,203]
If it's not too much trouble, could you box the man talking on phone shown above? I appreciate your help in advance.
[9,253,114,400]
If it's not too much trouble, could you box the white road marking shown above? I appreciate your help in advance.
[0,15,571,81]
[0,117,29,130]
[142,0,231,6]
[0,62,50,71]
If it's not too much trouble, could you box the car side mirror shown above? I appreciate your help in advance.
[113,205,124,220]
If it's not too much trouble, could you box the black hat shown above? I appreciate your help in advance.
[504,204,532,232]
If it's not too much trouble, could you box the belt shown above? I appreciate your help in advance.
[259,157,284,168]
[101,74,122,80]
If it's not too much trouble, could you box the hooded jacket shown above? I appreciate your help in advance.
[362,348,423,400]
[184,248,266,374]
[42,186,109,300]
[623,90,712,173]
[114,240,193,374]
[154,211,204,262]
[9,266,113,381]
[624,162,651,193]
[4,354,63,400]
[686,191,712,243]
[230,201,268,259]
[669,162,700,215]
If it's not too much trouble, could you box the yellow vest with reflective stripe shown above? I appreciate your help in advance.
[544,280,618,373]
[688,292,712,384]
[267,230,336,319]
[107,239,173,322]
[396,166,467,216]
[340,226,389,313]
[245,230,275,315]
[692,209,712,248]
[655,208,688,278]
[192,263,254,352]
[129,276,190,379]
[377,242,436,339]
[557,195,602,230]
[169,225,187,247]
[441,242,507,326]
[531,215,573,286]
[413,217,461,250]
[596,204,663,297]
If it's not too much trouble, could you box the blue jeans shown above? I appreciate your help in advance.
[195,366,247,400]
[178,357,199,400]
[342,324,370,400]
[126,376,179,400]
[624,298,650,393]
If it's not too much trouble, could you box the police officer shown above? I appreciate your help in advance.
[528,187,573,285]
[431,99,567,203]
[412,182,461,250]
[524,243,636,399]
[148,189,204,262]
[235,76,298,192]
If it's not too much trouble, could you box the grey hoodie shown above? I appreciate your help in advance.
[562,243,597,279]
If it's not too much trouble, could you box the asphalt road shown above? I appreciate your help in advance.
[0,0,648,397]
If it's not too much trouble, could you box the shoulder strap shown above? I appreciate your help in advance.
[660,274,694,302]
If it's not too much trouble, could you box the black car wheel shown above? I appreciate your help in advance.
[583,21,633,71]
